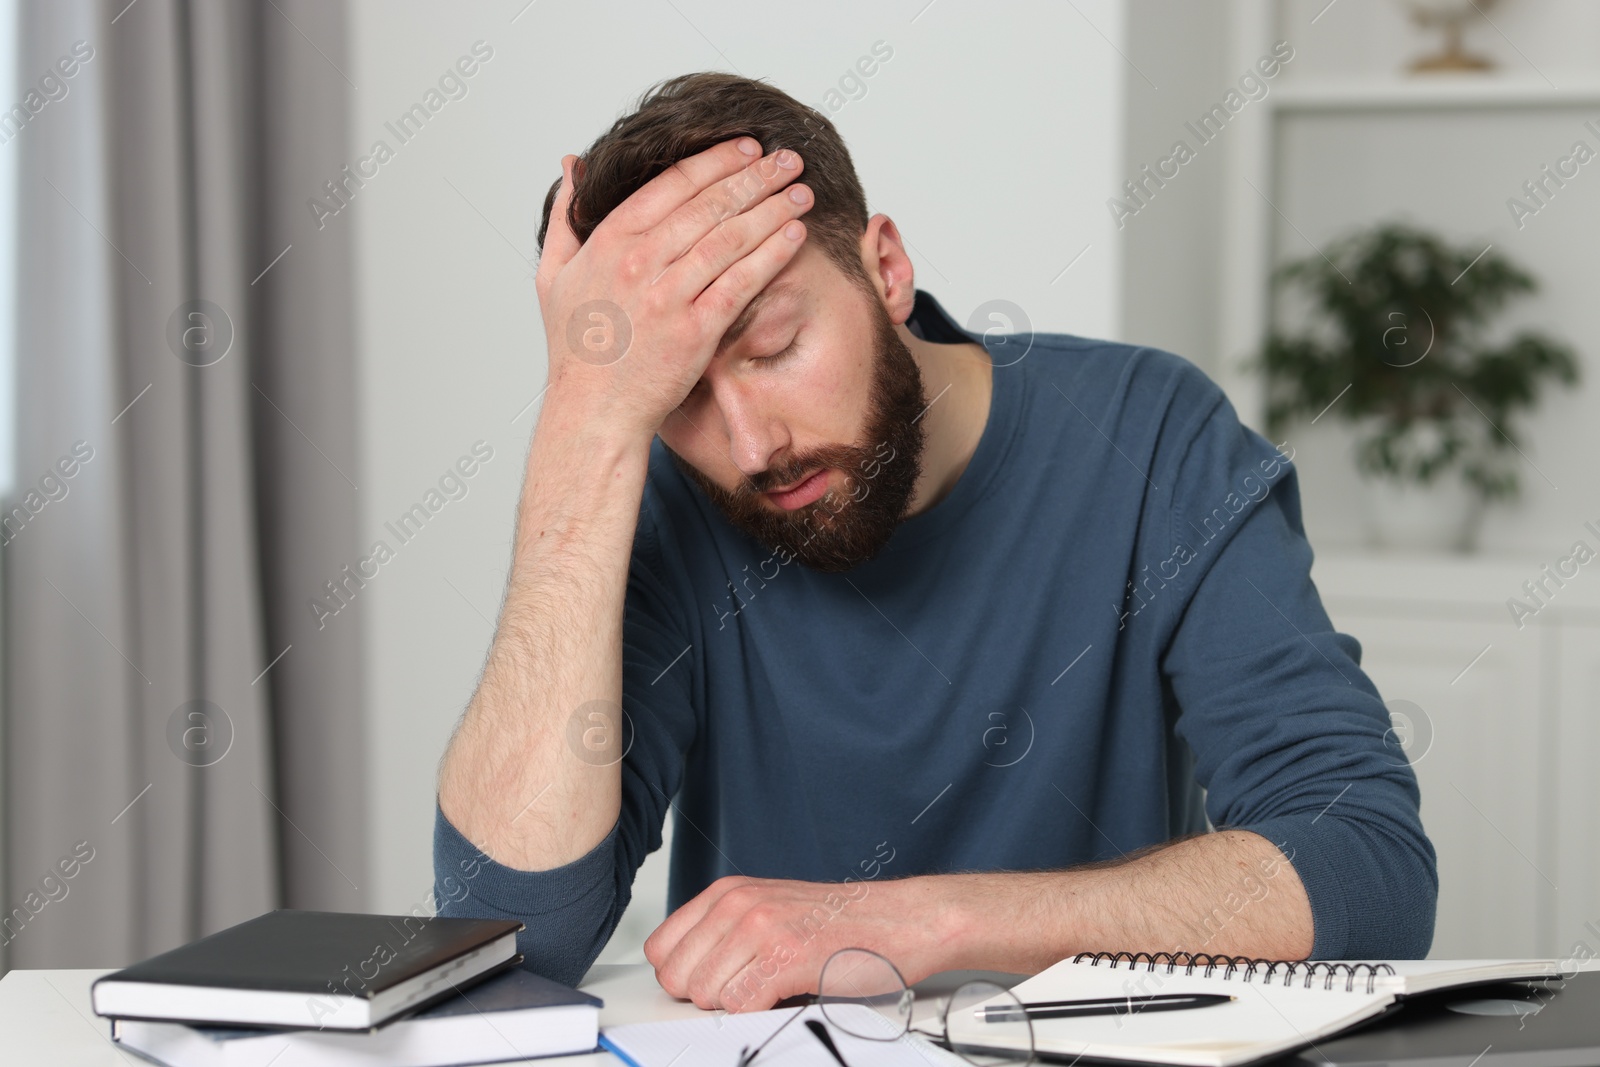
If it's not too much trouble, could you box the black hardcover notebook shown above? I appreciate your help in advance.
[91,909,524,1030]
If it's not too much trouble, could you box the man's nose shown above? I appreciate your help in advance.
[719,389,785,483]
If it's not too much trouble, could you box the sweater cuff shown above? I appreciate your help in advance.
[432,801,621,917]
[1232,815,1348,960]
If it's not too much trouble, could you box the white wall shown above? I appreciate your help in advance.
[1119,0,1230,378]
[348,0,1129,953]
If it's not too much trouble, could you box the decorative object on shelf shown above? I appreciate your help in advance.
[1257,222,1580,553]
[1401,0,1499,74]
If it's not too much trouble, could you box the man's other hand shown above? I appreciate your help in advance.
[642,874,952,1011]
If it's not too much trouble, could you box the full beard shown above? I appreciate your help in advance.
[666,302,928,573]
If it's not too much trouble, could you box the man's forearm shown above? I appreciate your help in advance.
[438,135,815,879]
[437,390,652,872]
[934,829,1313,974]
[645,829,1315,1009]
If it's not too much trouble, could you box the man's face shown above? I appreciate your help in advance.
[658,244,928,573]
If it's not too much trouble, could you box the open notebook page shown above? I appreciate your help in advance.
[602,1003,963,1067]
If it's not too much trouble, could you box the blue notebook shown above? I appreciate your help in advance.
[110,967,604,1067]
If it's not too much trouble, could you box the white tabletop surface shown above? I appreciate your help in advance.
[9,959,1581,1064]
[0,961,994,1065]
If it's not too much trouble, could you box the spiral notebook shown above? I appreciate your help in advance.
[910,952,1558,1067]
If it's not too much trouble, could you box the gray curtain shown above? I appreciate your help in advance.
[2,0,363,970]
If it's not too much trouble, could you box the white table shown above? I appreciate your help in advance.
[0,962,1019,1065]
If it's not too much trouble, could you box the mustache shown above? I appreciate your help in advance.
[747,444,867,495]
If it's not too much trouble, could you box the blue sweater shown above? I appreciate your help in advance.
[434,290,1437,985]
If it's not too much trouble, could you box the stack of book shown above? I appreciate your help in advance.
[90,910,603,1067]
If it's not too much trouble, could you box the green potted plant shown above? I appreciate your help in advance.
[1257,221,1580,552]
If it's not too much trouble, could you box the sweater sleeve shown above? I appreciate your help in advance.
[1155,390,1438,960]
[431,501,698,986]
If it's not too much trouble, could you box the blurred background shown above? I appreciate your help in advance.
[1,0,1596,977]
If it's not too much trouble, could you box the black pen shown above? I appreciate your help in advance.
[979,992,1234,1021]
[805,1019,852,1067]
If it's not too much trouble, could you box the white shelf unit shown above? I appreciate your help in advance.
[1271,78,1600,112]
[1213,58,1600,424]
[1311,550,1600,959]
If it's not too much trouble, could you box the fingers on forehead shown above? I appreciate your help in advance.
[669,136,766,190]
[613,138,766,229]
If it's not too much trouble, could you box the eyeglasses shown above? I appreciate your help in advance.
[736,947,1035,1066]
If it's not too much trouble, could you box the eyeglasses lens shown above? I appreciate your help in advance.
[943,980,1034,1065]
[818,948,912,1041]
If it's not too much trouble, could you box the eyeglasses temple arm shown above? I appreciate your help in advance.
[737,1000,809,1067]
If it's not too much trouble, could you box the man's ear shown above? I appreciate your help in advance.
[859,213,916,325]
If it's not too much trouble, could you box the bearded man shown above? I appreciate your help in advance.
[434,72,1437,1010]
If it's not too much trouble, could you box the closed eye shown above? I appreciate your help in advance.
[686,337,798,399]
[756,339,799,363]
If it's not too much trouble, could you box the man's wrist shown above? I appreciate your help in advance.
[891,872,1040,976]
[922,870,1081,976]
[518,385,656,550]
[537,380,658,455]
[928,874,980,971]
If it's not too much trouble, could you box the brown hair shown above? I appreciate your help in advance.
[536,72,871,284]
